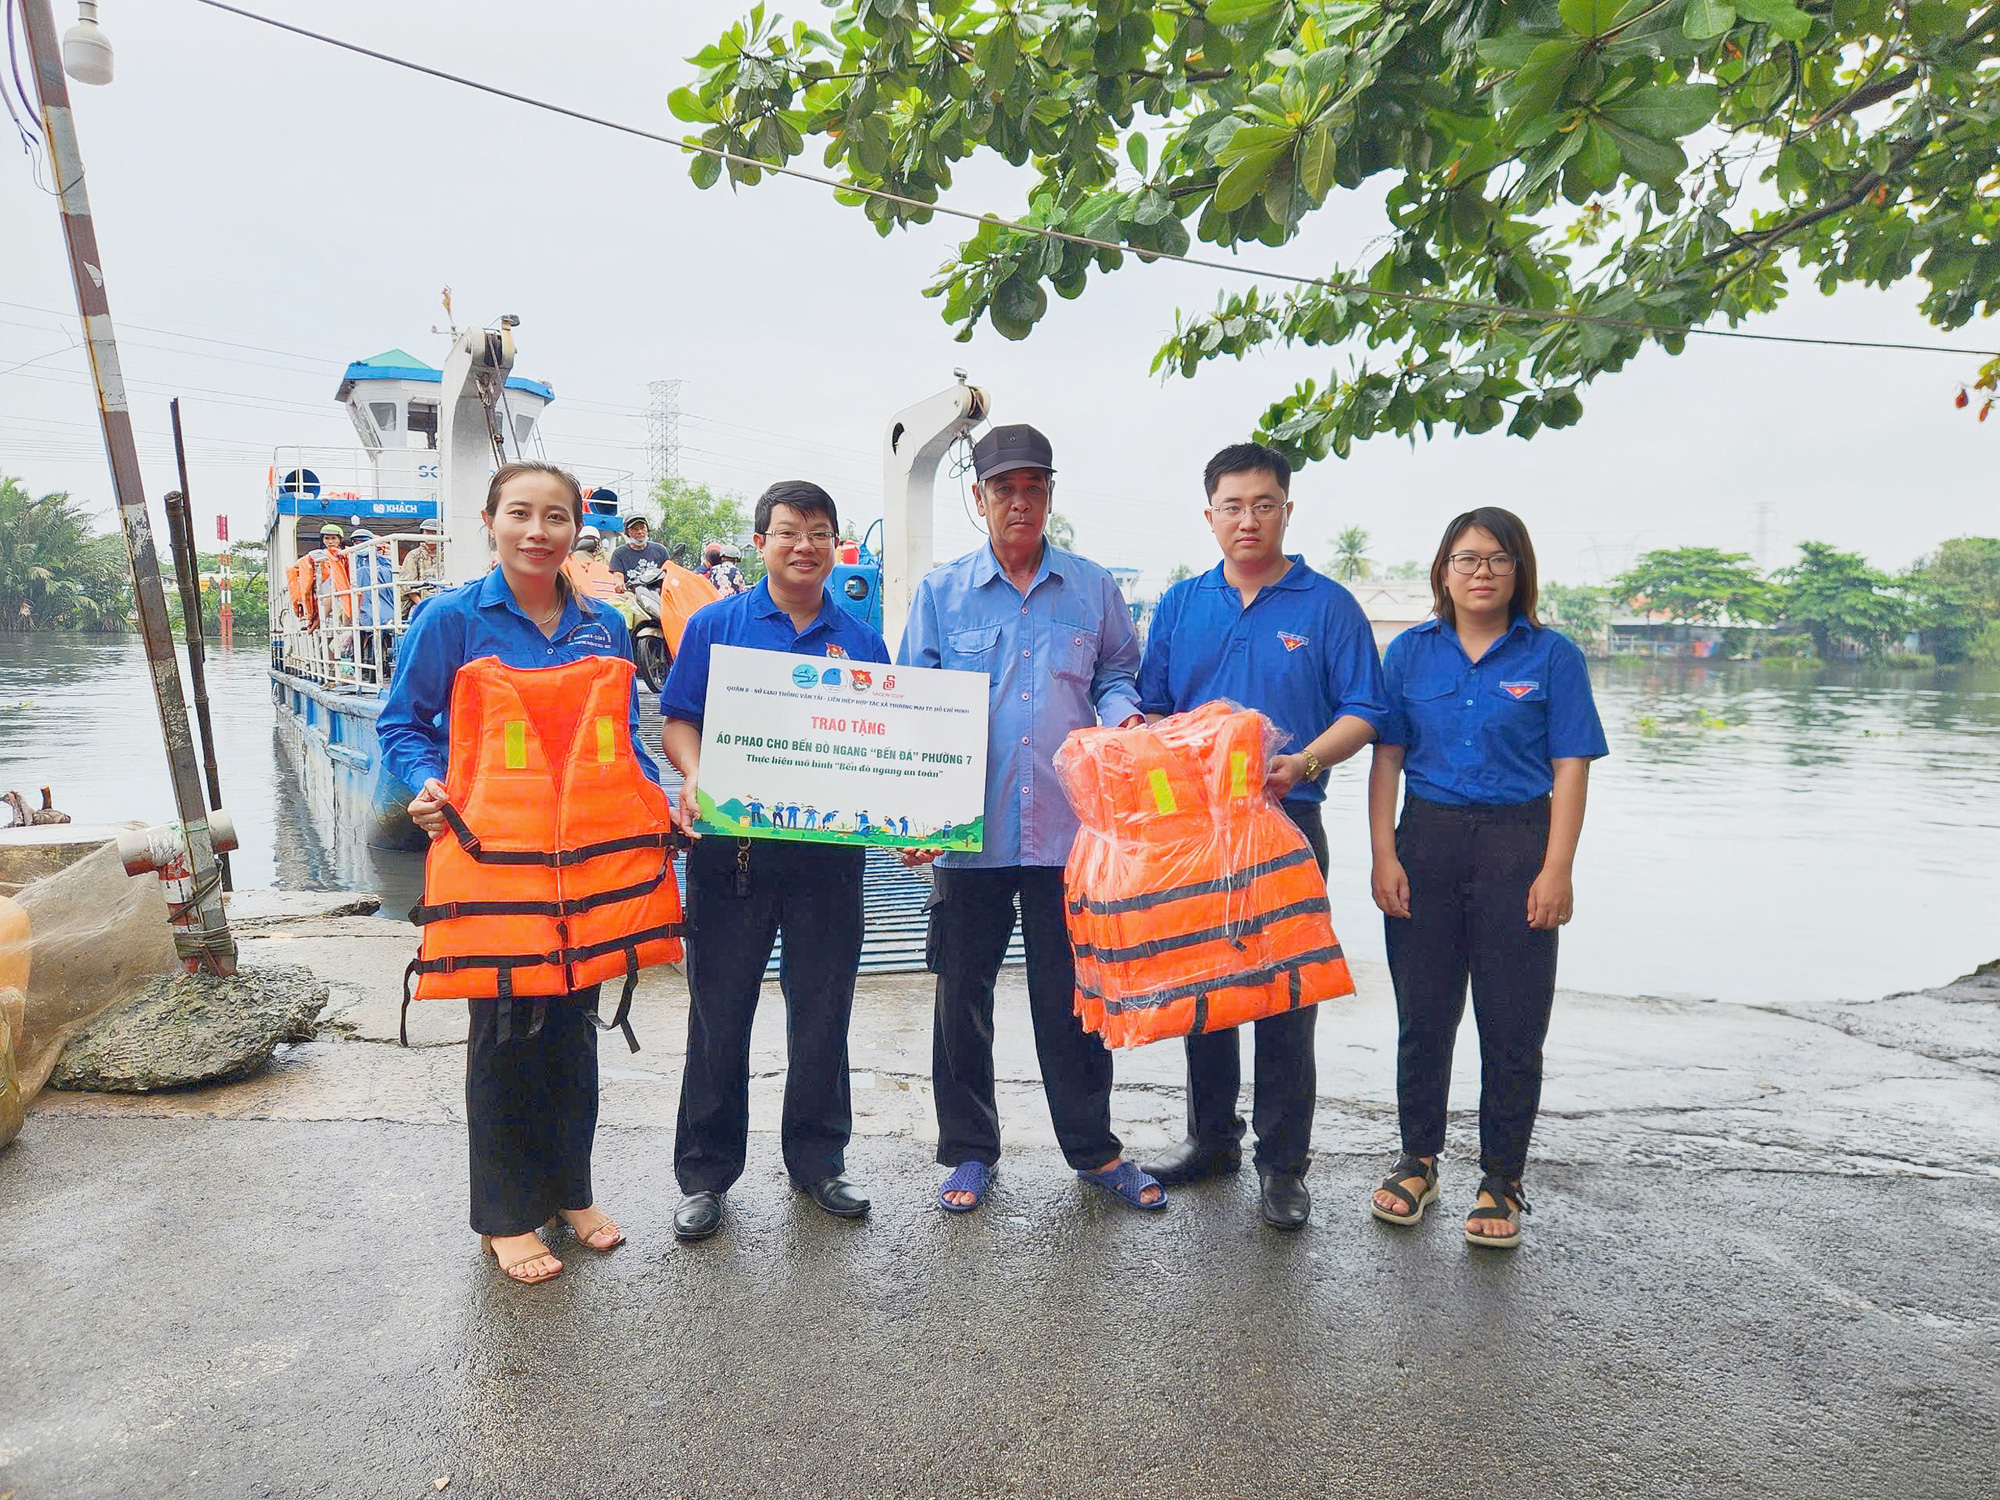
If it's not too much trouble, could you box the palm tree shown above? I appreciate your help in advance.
[1329,525,1374,582]
[0,475,128,630]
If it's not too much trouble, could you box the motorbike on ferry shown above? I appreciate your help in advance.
[620,545,723,695]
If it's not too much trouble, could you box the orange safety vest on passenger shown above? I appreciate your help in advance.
[401,654,684,1051]
[563,554,622,603]
[1055,703,1354,1049]
[287,557,317,625]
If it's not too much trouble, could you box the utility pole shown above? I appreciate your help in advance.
[647,378,682,493]
[1750,501,1776,569]
[23,0,235,973]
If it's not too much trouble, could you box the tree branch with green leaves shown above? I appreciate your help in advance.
[673,0,1999,463]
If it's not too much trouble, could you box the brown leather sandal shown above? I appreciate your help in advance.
[555,1210,625,1251]
[481,1233,563,1284]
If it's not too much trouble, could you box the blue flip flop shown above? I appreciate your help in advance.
[1077,1159,1168,1211]
[938,1160,992,1213]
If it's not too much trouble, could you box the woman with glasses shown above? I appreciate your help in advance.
[1364,508,1607,1249]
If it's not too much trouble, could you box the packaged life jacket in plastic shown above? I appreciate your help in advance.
[1055,702,1354,1048]
[401,654,684,1051]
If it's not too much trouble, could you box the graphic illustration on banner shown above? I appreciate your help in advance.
[694,645,990,850]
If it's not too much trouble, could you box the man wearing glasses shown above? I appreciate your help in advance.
[1135,443,1387,1229]
[657,481,890,1242]
[898,424,1169,1216]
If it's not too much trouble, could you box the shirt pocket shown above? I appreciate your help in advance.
[1492,678,1547,705]
[944,624,1001,669]
[1051,622,1099,685]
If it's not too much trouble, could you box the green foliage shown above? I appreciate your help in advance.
[1384,558,1427,580]
[646,477,756,577]
[1757,630,1817,658]
[1542,580,1610,643]
[1967,621,2000,664]
[1774,540,1911,657]
[1902,535,2000,662]
[1611,546,1772,623]
[1165,561,1196,585]
[679,0,2000,461]
[1047,510,1077,549]
[1327,524,1373,581]
[0,476,132,630]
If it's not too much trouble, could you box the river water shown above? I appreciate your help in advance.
[2,634,1995,1006]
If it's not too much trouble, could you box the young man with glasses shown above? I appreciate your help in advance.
[656,481,890,1242]
[1135,443,1387,1228]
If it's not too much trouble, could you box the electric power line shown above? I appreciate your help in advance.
[187,0,2000,363]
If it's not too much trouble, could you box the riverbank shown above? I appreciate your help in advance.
[4,894,1996,1497]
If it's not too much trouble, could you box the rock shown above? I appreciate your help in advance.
[47,963,330,1093]
[223,889,384,929]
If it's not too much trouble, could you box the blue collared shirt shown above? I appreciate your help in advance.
[660,578,890,727]
[1380,615,1608,806]
[378,569,658,793]
[898,542,1142,868]
[1137,556,1388,806]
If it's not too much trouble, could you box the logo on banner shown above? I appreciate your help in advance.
[792,664,821,688]
[1501,680,1540,699]
[823,667,843,686]
[1278,632,1309,652]
[849,669,874,691]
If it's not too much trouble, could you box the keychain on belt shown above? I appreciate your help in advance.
[733,837,752,898]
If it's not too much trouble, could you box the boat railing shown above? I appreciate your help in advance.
[274,534,444,695]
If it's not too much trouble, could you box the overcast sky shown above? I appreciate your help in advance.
[2,0,1994,591]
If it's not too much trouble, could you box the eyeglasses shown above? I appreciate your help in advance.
[1213,502,1286,521]
[766,529,837,547]
[1448,551,1517,576]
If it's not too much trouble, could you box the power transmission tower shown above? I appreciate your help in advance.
[647,379,683,493]
[1750,501,1776,568]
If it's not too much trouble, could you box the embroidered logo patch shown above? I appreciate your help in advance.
[824,643,848,659]
[1501,681,1540,699]
[1278,632,1309,652]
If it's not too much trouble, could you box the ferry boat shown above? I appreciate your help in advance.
[267,321,989,917]
[265,324,640,858]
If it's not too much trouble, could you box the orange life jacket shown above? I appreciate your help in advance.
[312,549,353,622]
[287,557,317,625]
[564,554,622,602]
[650,560,721,656]
[1056,703,1354,1049]
[402,655,684,1050]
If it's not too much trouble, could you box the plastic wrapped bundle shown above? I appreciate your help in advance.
[1054,702,1355,1048]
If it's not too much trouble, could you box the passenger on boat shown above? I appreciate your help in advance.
[1365,507,1608,1251]
[379,460,666,1287]
[607,513,668,586]
[1133,443,1387,1230]
[346,528,396,678]
[655,480,888,1243]
[563,527,624,603]
[396,517,445,611]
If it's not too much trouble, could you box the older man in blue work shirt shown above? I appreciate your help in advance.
[899,424,1166,1215]
[1136,442,1388,1229]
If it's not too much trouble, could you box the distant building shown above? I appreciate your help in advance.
[1349,580,1435,651]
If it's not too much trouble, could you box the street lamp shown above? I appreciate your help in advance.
[62,1,112,86]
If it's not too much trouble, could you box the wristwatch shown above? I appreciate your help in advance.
[1300,750,1324,782]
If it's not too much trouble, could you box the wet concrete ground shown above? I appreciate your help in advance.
[4,896,1998,1497]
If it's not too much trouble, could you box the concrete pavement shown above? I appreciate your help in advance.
[3,897,1998,1497]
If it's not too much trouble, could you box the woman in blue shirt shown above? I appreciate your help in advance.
[1365,508,1608,1249]
[380,460,658,1285]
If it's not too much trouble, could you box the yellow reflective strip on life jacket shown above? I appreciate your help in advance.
[1230,750,1250,798]
[1146,768,1177,816]
[503,720,528,770]
[596,715,617,765]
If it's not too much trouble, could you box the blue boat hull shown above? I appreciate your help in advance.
[270,669,423,853]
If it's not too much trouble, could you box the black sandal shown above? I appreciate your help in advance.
[1369,1153,1439,1226]
[1464,1173,1531,1249]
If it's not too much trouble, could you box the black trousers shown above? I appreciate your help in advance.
[1181,800,1329,1174]
[931,865,1119,1172]
[1383,794,1558,1181]
[466,989,600,1236]
[674,836,864,1195]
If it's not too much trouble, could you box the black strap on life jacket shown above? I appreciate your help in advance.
[1071,893,1333,965]
[400,956,552,1046]
[584,944,643,1054]
[406,852,675,926]
[1084,945,1347,1019]
[1065,846,1317,918]
[437,803,679,867]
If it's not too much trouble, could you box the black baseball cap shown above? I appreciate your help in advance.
[971,424,1056,482]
